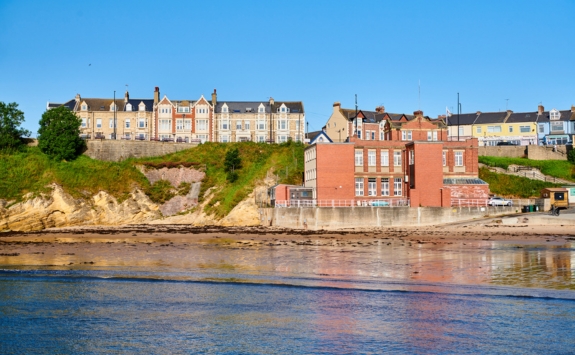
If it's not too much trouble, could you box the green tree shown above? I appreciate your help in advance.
[224,147,241,182]
[0,101,31,151]
[38,106,85,161]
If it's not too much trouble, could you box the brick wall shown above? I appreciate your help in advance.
[315,143,355,200]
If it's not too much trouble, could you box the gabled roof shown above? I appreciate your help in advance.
[307,130,333,144]
[62,99,76,111]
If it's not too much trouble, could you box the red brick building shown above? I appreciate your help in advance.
[304,110,489,207]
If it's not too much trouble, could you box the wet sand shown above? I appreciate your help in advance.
[0,222,573,264]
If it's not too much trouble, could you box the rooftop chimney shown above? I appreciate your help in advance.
[124,90,129,103]
[154,87,160,105]
[476,111,482,115]
[212,89,217,107]
[333,101,341,109]
[571,105,574,113]
[375,105,385,113]
[269,97,275,106]
[413,110,423,117]
[538,105,544,115]
[75,94,81,102]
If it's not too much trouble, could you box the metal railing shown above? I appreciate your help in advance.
[451,199,489,207]
[274,199,410,208]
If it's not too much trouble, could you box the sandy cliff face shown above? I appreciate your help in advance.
[0,185,160,232]
[0,171,277,232]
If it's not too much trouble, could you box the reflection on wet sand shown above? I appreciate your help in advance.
[1,232,574,291]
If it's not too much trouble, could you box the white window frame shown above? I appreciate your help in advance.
[368,178,377,196]
[368,150,376,166]
[393,178,402,196]
[381,178,389,196]
[380,150,389,167]
[455,151,464,166]
[125,118,130,129]
[355,150,363,166]
[355,178,364,196]
[393,151,402,166]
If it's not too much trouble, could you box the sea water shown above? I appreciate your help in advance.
[1,239,574,354]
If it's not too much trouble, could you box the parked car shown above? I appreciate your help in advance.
[497,141,517,146]
[370,200,390,207]
[488,197,513,206]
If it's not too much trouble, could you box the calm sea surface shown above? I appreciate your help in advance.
[1,237,574,354]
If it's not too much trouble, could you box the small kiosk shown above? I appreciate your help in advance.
[540,188,569,211]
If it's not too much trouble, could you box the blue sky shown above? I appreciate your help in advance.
[1,0,574,136]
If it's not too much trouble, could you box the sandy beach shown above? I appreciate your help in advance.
[1,214,574,267]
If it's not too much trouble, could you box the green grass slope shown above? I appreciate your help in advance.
[479,156,575,182]
[479,167,563,198]
[0,142,304,218]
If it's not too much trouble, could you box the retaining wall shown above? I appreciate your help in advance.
[261,206,519,230]
[479,146,526,158]
[478,145,569,160]
[85,140,198,161]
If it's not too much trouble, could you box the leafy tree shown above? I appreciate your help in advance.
[0,101,31,150]
[38,106,85,161]
[224,147,241,182]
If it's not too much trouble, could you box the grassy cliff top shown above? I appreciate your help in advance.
[0,141,304,217]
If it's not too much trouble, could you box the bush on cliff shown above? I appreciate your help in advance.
[0,101,30,151]
[38,106,85,161]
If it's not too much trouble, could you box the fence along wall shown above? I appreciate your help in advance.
[85,140,198,162]
[261,206,518,230]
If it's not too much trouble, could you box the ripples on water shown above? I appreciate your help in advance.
[1,238,574,354]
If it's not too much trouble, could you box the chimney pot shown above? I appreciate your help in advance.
[333,101,341,107]
[413,110,423,116]
[538,105,544,114]
[571,105,574,113]
[375,106,385,113]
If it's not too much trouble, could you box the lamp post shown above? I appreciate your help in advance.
[113,90,117,140]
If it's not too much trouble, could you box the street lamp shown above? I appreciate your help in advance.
[113,90,117,140]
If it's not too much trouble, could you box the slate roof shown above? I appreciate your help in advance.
[307,130,333,143]
[472,112,509,124]
[214,101,304,114]
[62,99,76,111]
[536,110,575,123]
[506,112,538,123]
[445,113,478,126]
[272,101,304,114]
[216,101,271,113]
[124,99,155,112]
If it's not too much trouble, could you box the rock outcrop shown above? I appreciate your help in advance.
[0,185,160,232]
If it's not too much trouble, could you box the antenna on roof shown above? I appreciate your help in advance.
[418,80,421,110]
[505,98,509,110]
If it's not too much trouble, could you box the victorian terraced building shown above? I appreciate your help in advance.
[48,87,305,144]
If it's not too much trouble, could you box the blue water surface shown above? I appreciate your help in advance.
[1,270,574,355]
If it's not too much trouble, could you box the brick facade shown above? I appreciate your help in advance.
[305,111,489,207]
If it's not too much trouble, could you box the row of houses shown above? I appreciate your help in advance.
[444,105,575,146]
[273,102,489,208]
[48,87,305,143]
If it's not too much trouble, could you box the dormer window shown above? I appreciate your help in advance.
[81,104,87,111]
[126,103,132,111]
[110,103,117,112]
[550,109,560,120]
[139,104,145,111]
[281,107,286,112]
[223,107,228,113]
[259,107,264,113]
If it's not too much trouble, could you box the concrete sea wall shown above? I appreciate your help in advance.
[261,206,519,230]
[478,145,570,160]
[85,140,198,161]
